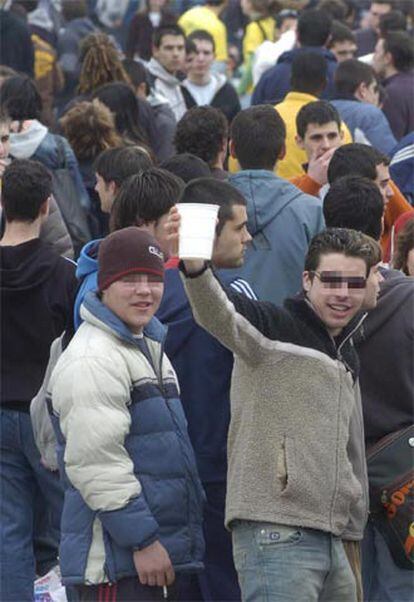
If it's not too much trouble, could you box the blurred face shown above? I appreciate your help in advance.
[358,79,380,106]
[95,173,116,213]
[213,205,251,268]
[153,34,186,74]
[375,162,392,206]
[407,248,414,276]
[241,0,253,17]
[303,253,368,336]
[0,121,10,159]
[373,38,389,77]
[146,213,171,259]
[148,0,165,11]
[297,121,344,161]
[187,39,215,79]
[362,263,383,310]
[102,273,164,334]
[369,2,392,30]
[330,40,357,63]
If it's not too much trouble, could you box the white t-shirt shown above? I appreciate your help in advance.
[183,78,217,106]
[149,12,161,27]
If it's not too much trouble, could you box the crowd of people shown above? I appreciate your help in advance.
[0,0,413,601]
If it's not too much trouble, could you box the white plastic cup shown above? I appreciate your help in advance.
[177,203,220,260]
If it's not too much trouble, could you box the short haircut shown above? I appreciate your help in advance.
[328,143,389,183]
[290,51,327,94]
[318,0,347,22]
[231,106,286,170]
[160,153,211,182]
[323,175,385,240]
[94,146,153,187]
[382,31,414,72]
[187,29,215,52]
[1,160,52,223]
[379,10,407,36]
[152,25,185,48]
[304,227,378,277]
[179,177,246,236]
[174,107,228,167]
[393,215,414,274]
[296,101,341,139]
[122,59,149,94]
[0,106,11,125]
[110,168,184,232]
[334,59,375,96]
[297,9,332,47]
[0,75,42,121]
[328,20,356,45]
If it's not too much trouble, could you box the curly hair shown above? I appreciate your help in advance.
[78,33,130,95]
[60,99,123,162]
[174,107,228,167]
[392,215,414,275]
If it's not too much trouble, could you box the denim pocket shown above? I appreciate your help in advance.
[256,524,303,547]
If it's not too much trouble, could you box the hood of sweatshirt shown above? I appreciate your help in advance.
[10,120,48,160]
[229,169,311,236]
[0,238,61,292]
[147,58,181,87]
[76,238,100,280]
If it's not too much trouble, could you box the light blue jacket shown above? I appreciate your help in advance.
[225,170,325,306]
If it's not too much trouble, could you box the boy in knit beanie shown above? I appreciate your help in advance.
[49,227,204,601]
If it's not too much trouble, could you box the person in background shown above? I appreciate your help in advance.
[126,0,176,62]
[373,31,414,140]
[182,29,241,124]
[355,0,392,57]
[147,25,187,121]
[161,153,211,183]
[391,213,414,275]
[328,20,357,63]
[0,0,34,76]
[332,58,396,154]
[174,106,229,180]
[237,0,279,96]
[179,0,228,72]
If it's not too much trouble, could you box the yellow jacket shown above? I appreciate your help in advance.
[179,6,228,62]
[275,92,353,180]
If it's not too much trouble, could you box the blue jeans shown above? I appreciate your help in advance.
[362,520,413,601]
[0,410,64,601]
[232,521,357,601]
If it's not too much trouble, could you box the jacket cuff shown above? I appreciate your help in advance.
[98,495,159,549]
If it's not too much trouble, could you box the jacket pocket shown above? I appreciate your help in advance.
[277,436,296,495]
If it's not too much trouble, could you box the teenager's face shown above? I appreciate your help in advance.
[375,162,392,206]
[213,204,251,268]
[188,39,215,79]
[369,2,392,30]
[0,121,10,159]
[362,263,383,310]
[95,174,116,214]
[303,253,368,336]
[373,38,389,77]
[153,34,186,74]
[330,40,357,63]
[102,273,164,334]
[407,248,414,276]
[296,121,343,161]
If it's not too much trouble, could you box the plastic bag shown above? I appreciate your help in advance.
[34,567,67,602]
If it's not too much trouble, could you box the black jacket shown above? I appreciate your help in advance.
[1,239,77,411]
[0,9,34,76]
[182,79,241,124]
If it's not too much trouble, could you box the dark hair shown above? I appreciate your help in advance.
[323,175,385,240]
[328,20,356,45]
[276,9,298,29]
[174,107,228,167]
[1,160,52,222]
[187,29,216,52]
[383,31,414,72]
[62,0,87,21]
[290,51,327,94]
[334,59,375,96]
[0,65,16,80]
[92,82,147,146]
[122,59,149,94]
[304,227,377,276]
[318,0,347,21]
[296,101,341,139]
[78,33,130,95]
[94,146,153,186]
[0,106,11,125]
[160,153,211,182]
[297,9,332,47]
[230,106,286,170]
[379,10,407,36]
[328,143,389,183]
[186,38,197,55]
[152,25,185,48]
[393,215,414,274]
[179,177,246,236]
[0,75,42,121]
[110,167,184,232]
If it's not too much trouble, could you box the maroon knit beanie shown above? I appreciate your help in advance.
[98,227,165,292]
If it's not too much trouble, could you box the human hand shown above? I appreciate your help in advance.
[307,147,336,186]
[165,206,206,274]
[133,540,175,587]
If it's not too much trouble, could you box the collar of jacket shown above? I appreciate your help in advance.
[285,295,367,379]
[282,91,318,104]
[81,290,167,348]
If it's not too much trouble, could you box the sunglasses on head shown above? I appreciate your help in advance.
[311,271,367,289]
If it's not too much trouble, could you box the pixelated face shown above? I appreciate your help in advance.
[102,273,164,334]
[302,253,368,336]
